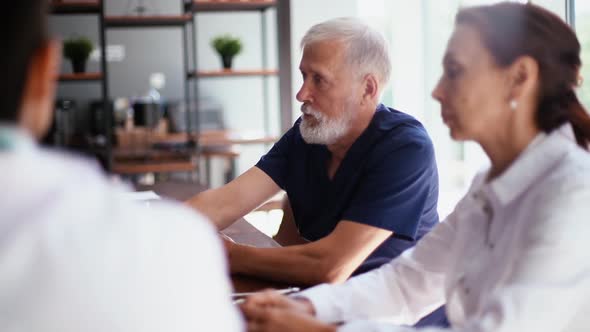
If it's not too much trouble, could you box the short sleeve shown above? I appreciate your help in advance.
[342,127,437,241]
[255,123,298,189]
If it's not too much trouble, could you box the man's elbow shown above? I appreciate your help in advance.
[185,192,205,211]
[186,193,223,228]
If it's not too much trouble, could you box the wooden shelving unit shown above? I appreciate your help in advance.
[50,0,292,177]
[187,0,289,153]
[105,14,193,27]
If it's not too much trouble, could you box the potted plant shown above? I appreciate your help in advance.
[211,34,243,70]
[63,36,94,74]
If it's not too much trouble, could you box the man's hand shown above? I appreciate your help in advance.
[240,291,334,332]
[220,233,240,274]
[241,290,315,315]
[220,234,261,275]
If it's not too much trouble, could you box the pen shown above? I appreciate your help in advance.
[232,287,301,304]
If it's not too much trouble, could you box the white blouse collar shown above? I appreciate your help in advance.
[486,125,576,206]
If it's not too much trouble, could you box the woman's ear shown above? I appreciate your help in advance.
[508,55,539,101]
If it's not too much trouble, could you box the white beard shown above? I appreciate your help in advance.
[299,104,353,145]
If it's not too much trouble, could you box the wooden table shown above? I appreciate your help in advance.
[136,180,287,292]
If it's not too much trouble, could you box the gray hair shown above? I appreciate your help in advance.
[300,17,391,87]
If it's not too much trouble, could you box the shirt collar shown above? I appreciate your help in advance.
[0,125,36,152]
[486,125,574,206]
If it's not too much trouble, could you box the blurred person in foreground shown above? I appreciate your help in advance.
[240,3,590,331]
[0,2,241,331]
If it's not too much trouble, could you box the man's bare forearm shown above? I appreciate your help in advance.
[230,244,346,286]
[186,189,235,229]
[185,167,282,230]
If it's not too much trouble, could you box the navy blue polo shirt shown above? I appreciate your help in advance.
[256,104,440,274]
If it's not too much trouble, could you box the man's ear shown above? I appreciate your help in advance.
[18,39,61,139]
[361,73,379,105]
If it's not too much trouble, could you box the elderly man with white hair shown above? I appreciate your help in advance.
[188,17,446,326]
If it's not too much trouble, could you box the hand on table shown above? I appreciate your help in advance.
[241,290,314,315]
[240,291,335,332]
[219,233,244,274]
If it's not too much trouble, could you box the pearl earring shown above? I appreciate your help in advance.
[509,99,518,111]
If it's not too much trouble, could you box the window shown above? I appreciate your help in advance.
[358,0,572,218]
[531,0,566,17]
[358,0,528,217]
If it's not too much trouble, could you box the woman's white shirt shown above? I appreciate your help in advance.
[301,126,590,332]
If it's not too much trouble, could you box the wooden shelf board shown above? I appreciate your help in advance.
[50,1,101,14]
[191,0,276,12]
[105,14,192,27]
[58,72,103,82]
[200,148,241,158]
[113,148,193,160]
[189,69,278,78]
[154,131,277,146]
[112,160,196,175]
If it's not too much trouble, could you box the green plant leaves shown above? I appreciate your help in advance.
[63,36,94,61]
[211,34,243,57]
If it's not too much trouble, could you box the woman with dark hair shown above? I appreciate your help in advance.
[239,2,590,331]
